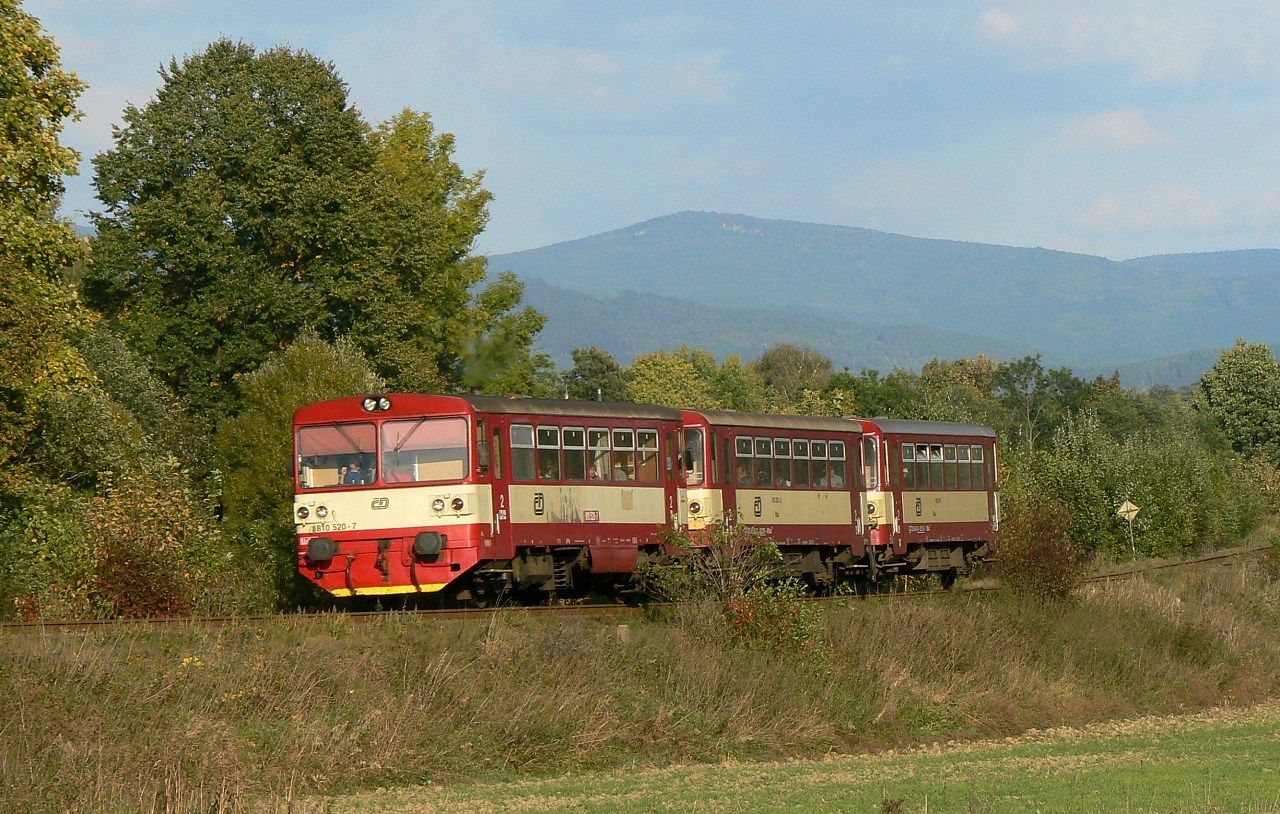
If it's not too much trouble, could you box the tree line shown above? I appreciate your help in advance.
[1,3,1276,618]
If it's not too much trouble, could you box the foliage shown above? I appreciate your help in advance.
[215,329,384,607]
[1017,410,1267,561]
[561,346,628,401]
[87,41,541,414]
[1198,339,1280,465]
[625,350,718,409]
[645,526,821,652]
[752,343,834,407]
[0,0,86,272]
[460,271,555,397]
[995,354,1091,453]
[0,1,93,491]
[993,486,1086,600]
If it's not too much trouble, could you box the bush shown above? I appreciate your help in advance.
[643,526,821,651]
[216,329,383,608]
[995,487,1087,600]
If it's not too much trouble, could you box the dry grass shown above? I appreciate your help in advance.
[2,563,1279,813]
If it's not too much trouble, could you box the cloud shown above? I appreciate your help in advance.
[415,8,736,119]
[979,1,1280,83]
[1076,184,1228,231]
[1060,108,1167,151]
[668,52,734,105]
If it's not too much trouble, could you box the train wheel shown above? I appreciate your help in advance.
[939,568,958,590]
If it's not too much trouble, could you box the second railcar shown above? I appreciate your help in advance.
[682,409,865,589]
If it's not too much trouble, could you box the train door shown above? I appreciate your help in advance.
[480,415,514,560]
[720,430,741,524]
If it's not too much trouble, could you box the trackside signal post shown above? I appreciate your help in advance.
[1118,500,1140,560]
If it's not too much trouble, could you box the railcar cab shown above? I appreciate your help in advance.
[294,394,685,603]
[681,409,865,590]
[855,418,1000,586]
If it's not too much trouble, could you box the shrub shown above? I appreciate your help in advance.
[994,486,1087,600]
[643,526,822,651]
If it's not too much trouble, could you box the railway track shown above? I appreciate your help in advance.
[3,542,1272,635]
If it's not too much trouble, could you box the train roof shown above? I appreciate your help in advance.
[294,393,684,424]
[686,408,861,435]
[862,418,997,438]
[462,395,683,421]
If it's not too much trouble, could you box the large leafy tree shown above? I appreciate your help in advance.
[87,40,536,413]
[1198,339,1280,463]
[562,346,628,401]
[752,343,834,408]
[0,0,92,488]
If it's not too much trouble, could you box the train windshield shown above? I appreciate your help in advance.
[297,423,377,488]
[296,417,469,489]
[380,417,468,484]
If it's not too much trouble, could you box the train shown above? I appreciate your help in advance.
[292,394,1000,603]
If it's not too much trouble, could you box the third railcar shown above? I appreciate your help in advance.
[857,418,1000,586]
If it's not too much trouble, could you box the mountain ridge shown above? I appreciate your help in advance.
[493,211,1279,385]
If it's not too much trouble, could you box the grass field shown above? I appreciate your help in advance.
[3,558,1279,813]
[315,700,1280,813]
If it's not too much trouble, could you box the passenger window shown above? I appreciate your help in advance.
[811,440,828,487]
[902,443,915,488]
[971,445,986,488]
[772,439,791,487]
[637,429,659,482]
[588,428,611,481]
[957,444,971,489]
[563,427,587,480]
[915,444,930,489]
[829,441,847,488]
[754,437,773,487]
[612,428,636,481]
[492,426,503,480]
[511,424,535,481]
[943,444,957,489]
[792,439,810,486]
[537,426,561,480]
[929,444,943,491]
[735,437,754,486]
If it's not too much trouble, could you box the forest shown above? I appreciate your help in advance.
[4,4,1279,619]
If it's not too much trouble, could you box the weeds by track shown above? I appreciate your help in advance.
[3,542,1272,634]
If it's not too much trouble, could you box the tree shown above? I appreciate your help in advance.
[993,355,1088,453]
[625,351,717,409]
[752,343,834,408]
[86,40,541,413]
[1198,339,1280,463]
[215,329,384,605]
[0,0,93,489]
[562,347,627,401]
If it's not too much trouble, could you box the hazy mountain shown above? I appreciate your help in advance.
[521,278,1032,373]
[493,211,1280,384]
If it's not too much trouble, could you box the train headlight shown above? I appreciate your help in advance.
[432,498,446,512]
[306,536,338,562]
[451,497,465,511]
[316,506,329,519]
[296,506,309,520]
[689,501,702,514]
[866,503,876,515]
[378,396,392,411]
[362,397,378,412]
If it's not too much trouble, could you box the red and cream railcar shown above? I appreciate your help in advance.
[294,394,684,602]
[681,409,865,589]
[856,418,999,586]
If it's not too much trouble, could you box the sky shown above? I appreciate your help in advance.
[30,0,1280,260]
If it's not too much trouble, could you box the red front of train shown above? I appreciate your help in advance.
[294,394,686,601]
